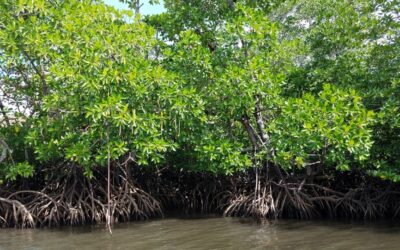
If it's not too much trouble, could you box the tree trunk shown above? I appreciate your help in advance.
[254,95,269,144]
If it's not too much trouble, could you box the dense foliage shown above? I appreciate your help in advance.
[0,0,399,228]
[273,0,400,180]
[0,0,398,180]
[0,0,205,180]
[148,0,377,177]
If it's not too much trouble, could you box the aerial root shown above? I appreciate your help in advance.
[0,197,35,228]
[1,167,400,227]
[219,179,393,220]
[110,179,162,222]
[0,166,162,228]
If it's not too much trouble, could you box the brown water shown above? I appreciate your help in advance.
[1,217,400,250]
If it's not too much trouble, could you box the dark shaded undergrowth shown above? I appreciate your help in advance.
[1,165,399,228]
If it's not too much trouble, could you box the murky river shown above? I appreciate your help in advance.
[1,216,400,249]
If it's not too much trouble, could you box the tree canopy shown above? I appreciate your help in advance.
[0,0,399,181]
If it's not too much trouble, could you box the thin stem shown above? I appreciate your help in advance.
[106,120,112,234]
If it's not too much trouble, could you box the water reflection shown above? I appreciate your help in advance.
[1,217,399,250]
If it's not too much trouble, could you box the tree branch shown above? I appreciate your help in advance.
[0,99,11,127]
[241,114,258,151]
[254,94,269,144]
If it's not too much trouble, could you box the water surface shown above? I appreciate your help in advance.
[1,217,399,249]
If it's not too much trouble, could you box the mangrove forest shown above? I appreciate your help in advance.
[0,0,399,231]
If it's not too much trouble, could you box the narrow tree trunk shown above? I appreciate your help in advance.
[254,95,269,144]
[241,114,258,151]
[0,139,9,163]
[254,165,260,201]
[0,99,11,127]
[106,122,112,234]
[241,114,262,204]
[133,0,143,15]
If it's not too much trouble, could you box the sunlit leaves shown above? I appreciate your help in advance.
[5,162,34,181]
[0,0,204,178]
[269,84,374,170]
[1,0,397,181]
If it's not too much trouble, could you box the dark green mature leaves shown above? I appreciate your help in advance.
[274,0,400,180]
[0,0,393,181]
[153,1,375,175]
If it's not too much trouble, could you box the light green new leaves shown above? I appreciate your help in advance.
[274,0,400,179]
[0,0,203,177]
[269,84,374,170]
[1,0,389,180]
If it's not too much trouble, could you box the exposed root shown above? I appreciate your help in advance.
[1,166,400,228]
[110,180,162,222]
[0,165,162,228]
[219,177,395,220]
[0,197,34,228]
